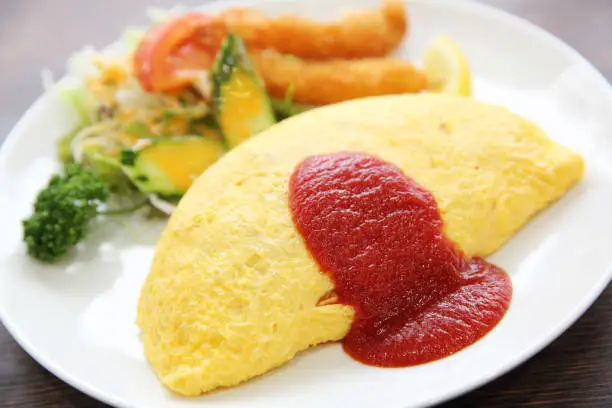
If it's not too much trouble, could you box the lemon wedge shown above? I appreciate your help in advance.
[423,36,472,96]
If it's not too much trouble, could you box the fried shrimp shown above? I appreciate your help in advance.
[220,0,407,59]
[250,49,427,105]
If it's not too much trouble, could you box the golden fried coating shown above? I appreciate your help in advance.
[250,49,427,105]
[220,0,407,59]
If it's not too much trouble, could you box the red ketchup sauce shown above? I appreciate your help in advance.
[289,152,512,366]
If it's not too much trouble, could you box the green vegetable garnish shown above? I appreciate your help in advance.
[57,126,82,165]
[122,27,145,50]
[284,82,296,105]
[200,114,220,130]
[60,85,91,125]
[81,148,134,194]
[270,97,314,120]
[56,85,94,164]
[124,122,153,139]
[120,149,138,166]
[162,110,176,121]
[268,82,316,120]
[22,164,146,262]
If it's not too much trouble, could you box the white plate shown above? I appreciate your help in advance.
[1,0,612,407]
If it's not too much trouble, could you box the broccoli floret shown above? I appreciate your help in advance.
[22,164,109,262]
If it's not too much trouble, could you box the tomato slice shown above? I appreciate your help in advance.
[134,12,227,92]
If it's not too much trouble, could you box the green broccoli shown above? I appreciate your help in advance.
[22,164,109,262]
[22,164,147,262]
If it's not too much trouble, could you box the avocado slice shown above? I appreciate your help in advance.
[120,136,225,196]
[212,34,276,148]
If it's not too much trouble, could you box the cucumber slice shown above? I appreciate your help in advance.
[120,136,225,195]
[212,34,276,148]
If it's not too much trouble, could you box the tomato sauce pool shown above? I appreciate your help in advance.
[289,152,512,366]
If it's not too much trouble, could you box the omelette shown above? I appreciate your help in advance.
[137,94,584,396]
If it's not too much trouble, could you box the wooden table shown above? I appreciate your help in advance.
[1,0,611,406]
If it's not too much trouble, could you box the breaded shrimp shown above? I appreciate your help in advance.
[220,0,407,60]
[250,49,427,105]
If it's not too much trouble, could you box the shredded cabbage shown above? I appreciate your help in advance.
[59,84,93,125]
[148,194,177,215]
[122,28,146,51]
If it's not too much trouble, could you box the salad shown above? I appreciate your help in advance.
[23,1,471,262]
[56,18,277,212]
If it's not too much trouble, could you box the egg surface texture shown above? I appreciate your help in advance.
[137,94,584,396]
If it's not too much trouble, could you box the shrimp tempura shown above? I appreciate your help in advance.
[251,49,427,105]
[221,0,407,60]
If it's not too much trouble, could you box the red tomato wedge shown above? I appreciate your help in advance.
[134,12,227,92]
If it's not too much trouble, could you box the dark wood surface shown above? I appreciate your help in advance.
[1,0,611,407]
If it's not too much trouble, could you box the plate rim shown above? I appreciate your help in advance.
[1,0,612,407]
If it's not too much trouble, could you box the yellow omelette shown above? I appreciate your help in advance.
[137,94,584,396]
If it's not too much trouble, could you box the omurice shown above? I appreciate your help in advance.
[137,94,584,396]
